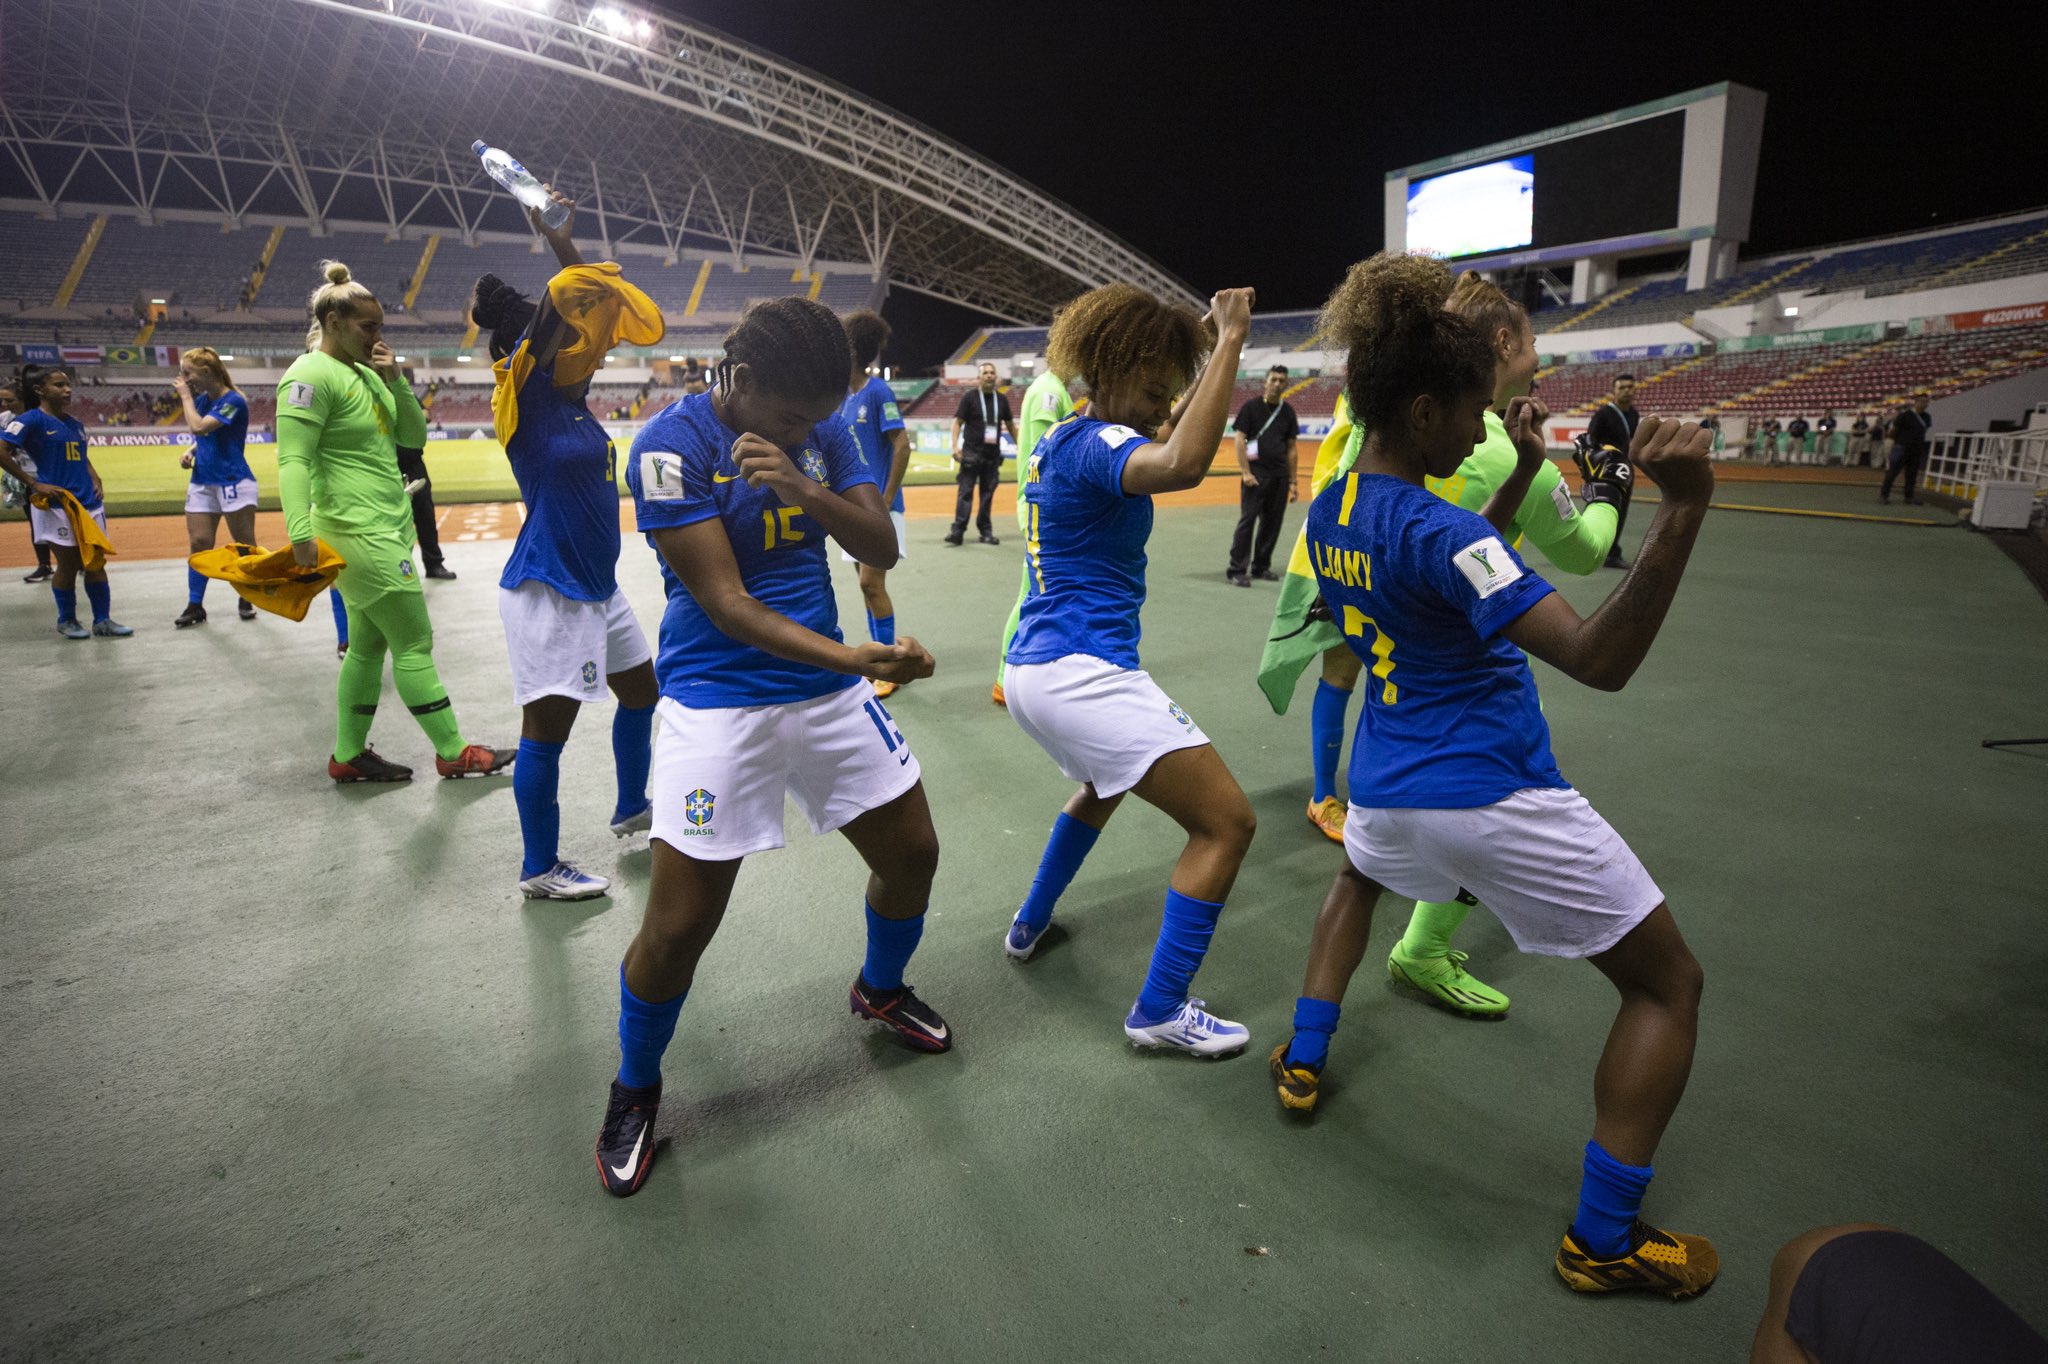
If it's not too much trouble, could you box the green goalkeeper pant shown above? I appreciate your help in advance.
[335,587,465,761]
[995,561,1030,688]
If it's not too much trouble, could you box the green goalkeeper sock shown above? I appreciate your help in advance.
[335,650,382,759]
[392,652,465,760]
[1398,897,1475,962]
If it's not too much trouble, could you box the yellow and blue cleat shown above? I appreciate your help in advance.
[1555,1220,1719,1299]
[1387,945,1509,1018]
[1268,1041,1322,1113]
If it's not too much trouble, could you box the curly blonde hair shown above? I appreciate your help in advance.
[1316,253,1492,432]
[1045,283,1213,394]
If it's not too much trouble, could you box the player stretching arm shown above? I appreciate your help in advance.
[595,297,945,1198]
[1000,283,1264,1058]
[1269,252,1721,1300]
[171,347,259,627]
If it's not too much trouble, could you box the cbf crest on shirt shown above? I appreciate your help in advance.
[627,390,878,709]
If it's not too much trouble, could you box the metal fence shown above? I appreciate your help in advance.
[1924,429,2048,501]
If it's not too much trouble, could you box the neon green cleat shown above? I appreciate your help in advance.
[1386,945,1509,1018]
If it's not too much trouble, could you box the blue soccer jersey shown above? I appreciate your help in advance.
[626,391,877,708]
[2,408,98,510]
[1306,471,1567,808]
[1008,416,1155,670]
[190,389,254,485]
[498,349,621,601]
[840,375,906,514]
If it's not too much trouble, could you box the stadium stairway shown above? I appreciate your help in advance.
[1922,223,2048,293]
[1720,256,1815,307]
[1618,352,1714,412]
[1547,280,1644,333]
[53,215,109,310]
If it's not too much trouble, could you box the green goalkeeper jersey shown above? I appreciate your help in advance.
[276,350,426,546]
[1426,410,1616,576]
[1016,369,1074,463]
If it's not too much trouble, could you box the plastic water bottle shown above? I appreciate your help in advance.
[472,140,570,230]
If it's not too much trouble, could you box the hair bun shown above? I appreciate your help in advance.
[322,261,352,286]
[471,274,522,328]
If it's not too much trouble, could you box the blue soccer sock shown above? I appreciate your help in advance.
[1016,811,1101,932]
[611,701,655,824]
[1285,997,1342,1069]
[861,901,925,993]
[53,586,77,623]
[512,738,564,878]
[1311,679,1354,804]
[616,965,687,1091]
[83,579,111,623]
[868,612,896,648]
[187,567,209,605]
[1571,1139,1655,1259]
[330,590,349,644]
[1131,887,1224,1025]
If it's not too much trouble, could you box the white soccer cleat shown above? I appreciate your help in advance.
[609,803,653,838]
[1003,916,1048,962]
[1123,998,1250,1057]
[520,862,611,901]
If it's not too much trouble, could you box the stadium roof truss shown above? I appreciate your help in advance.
[0,0,1193,322]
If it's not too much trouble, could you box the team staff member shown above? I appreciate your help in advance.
[1879,391,1932,505]
[993,365,1083,706]
[279,261,511,783]
[0,365,131,638]
[1271,252,1719,1299]
[944,361,1013,545]
[3,381,57,583]
[396,442,455,579]
[172,347,259,627]
[476,190,663,902]
[1002,282,1261,1059]
[838,310,914,698]
[1225,364,1299,586]
[1584,373,1640,566]
[597,297,947,1198]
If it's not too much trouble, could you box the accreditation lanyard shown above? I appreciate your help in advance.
[980,390,1000,447]
[1247,401,1284,455]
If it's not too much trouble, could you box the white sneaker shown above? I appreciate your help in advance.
[609,803,653,838]
[520,862,611,900]
[1123,998,1250,1057]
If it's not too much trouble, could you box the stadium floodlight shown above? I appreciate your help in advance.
[586,5,649,41]
[458,354,474,362]
[220,354,236,361]
[1784,306,1799,317]
[668,354,685,361]
[394,355,407,362]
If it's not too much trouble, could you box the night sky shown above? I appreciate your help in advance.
[666,1,2026,368]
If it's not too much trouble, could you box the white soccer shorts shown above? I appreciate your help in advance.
[27,502,107,548]
[648,682,922,860]
[499,581,652,705]
[1004,652,1210,799]
[1344,786,1664,959]
[184,478,260,515]
[838,509,909,565]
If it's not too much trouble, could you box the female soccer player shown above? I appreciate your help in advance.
[474,192,662,901]
[278,261,511,783]
[999,283,1260,1057]
[2,380,56,584]
[838,310,913,698]
[1269,253,1719,1298]
[0,365,131,639]
[172,346,259,627]
[595,297,945,1197]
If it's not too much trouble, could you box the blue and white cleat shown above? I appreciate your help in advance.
[91,618,133,637]
[57,618,89,640]
[1003,915,1048,962]
[609,802,653,838]
[1123,998,1250,1057]
[520,861,611,901]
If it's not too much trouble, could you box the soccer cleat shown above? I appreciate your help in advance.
[870,677,900,700]
[1387,945,1510,1018]
[1555,1220,1720,1299]
[594,1079,661,1197]
[329,748,414,783]
[57,618,89,640]
[1002,915,1048,962]
[23,565,53,583]
[1269,1041,1322,1113]
[91,619,133,637]
[609,801,653,838]
[1306,796,1346,843]
[991,682,1006,707]
[436,744,516,778]
[849,976,953,1053]
[174,602,207,629]
[521,861,611,900]
[237,597,257,621]
[1124,998,1250,1057]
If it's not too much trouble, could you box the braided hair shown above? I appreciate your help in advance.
[1316,253,1493,434]
[471,274,538,363]
[717,297,850,403]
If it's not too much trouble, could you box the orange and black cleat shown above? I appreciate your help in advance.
[1555,1220,1720,1299]
[436,744,516,778]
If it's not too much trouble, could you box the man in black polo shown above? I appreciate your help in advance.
[1584,373,1640,567]
[946,361,1014,546]
[1226,364,1299,586]
[1880,391,1933,505]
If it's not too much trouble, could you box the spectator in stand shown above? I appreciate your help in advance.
[3,380,57,583]
[1880,391,1933,505]
[1583,373,1639,567]
[1225,364,1300,587]
[1816,409,1838,461]
[1786,414,1810,462]
[945,361,1014,546]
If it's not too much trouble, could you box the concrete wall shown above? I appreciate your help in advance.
[1789,273,2048,331]
[1533,321,1703,354]
[1931,366,2048,431]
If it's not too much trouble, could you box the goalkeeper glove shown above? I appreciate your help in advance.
[1573,435,1634,514]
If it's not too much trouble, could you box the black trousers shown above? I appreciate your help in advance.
[951,454,999,537]
[1881,445,1925,501]
[396,445,444,569]
[1229,474,1289,574]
